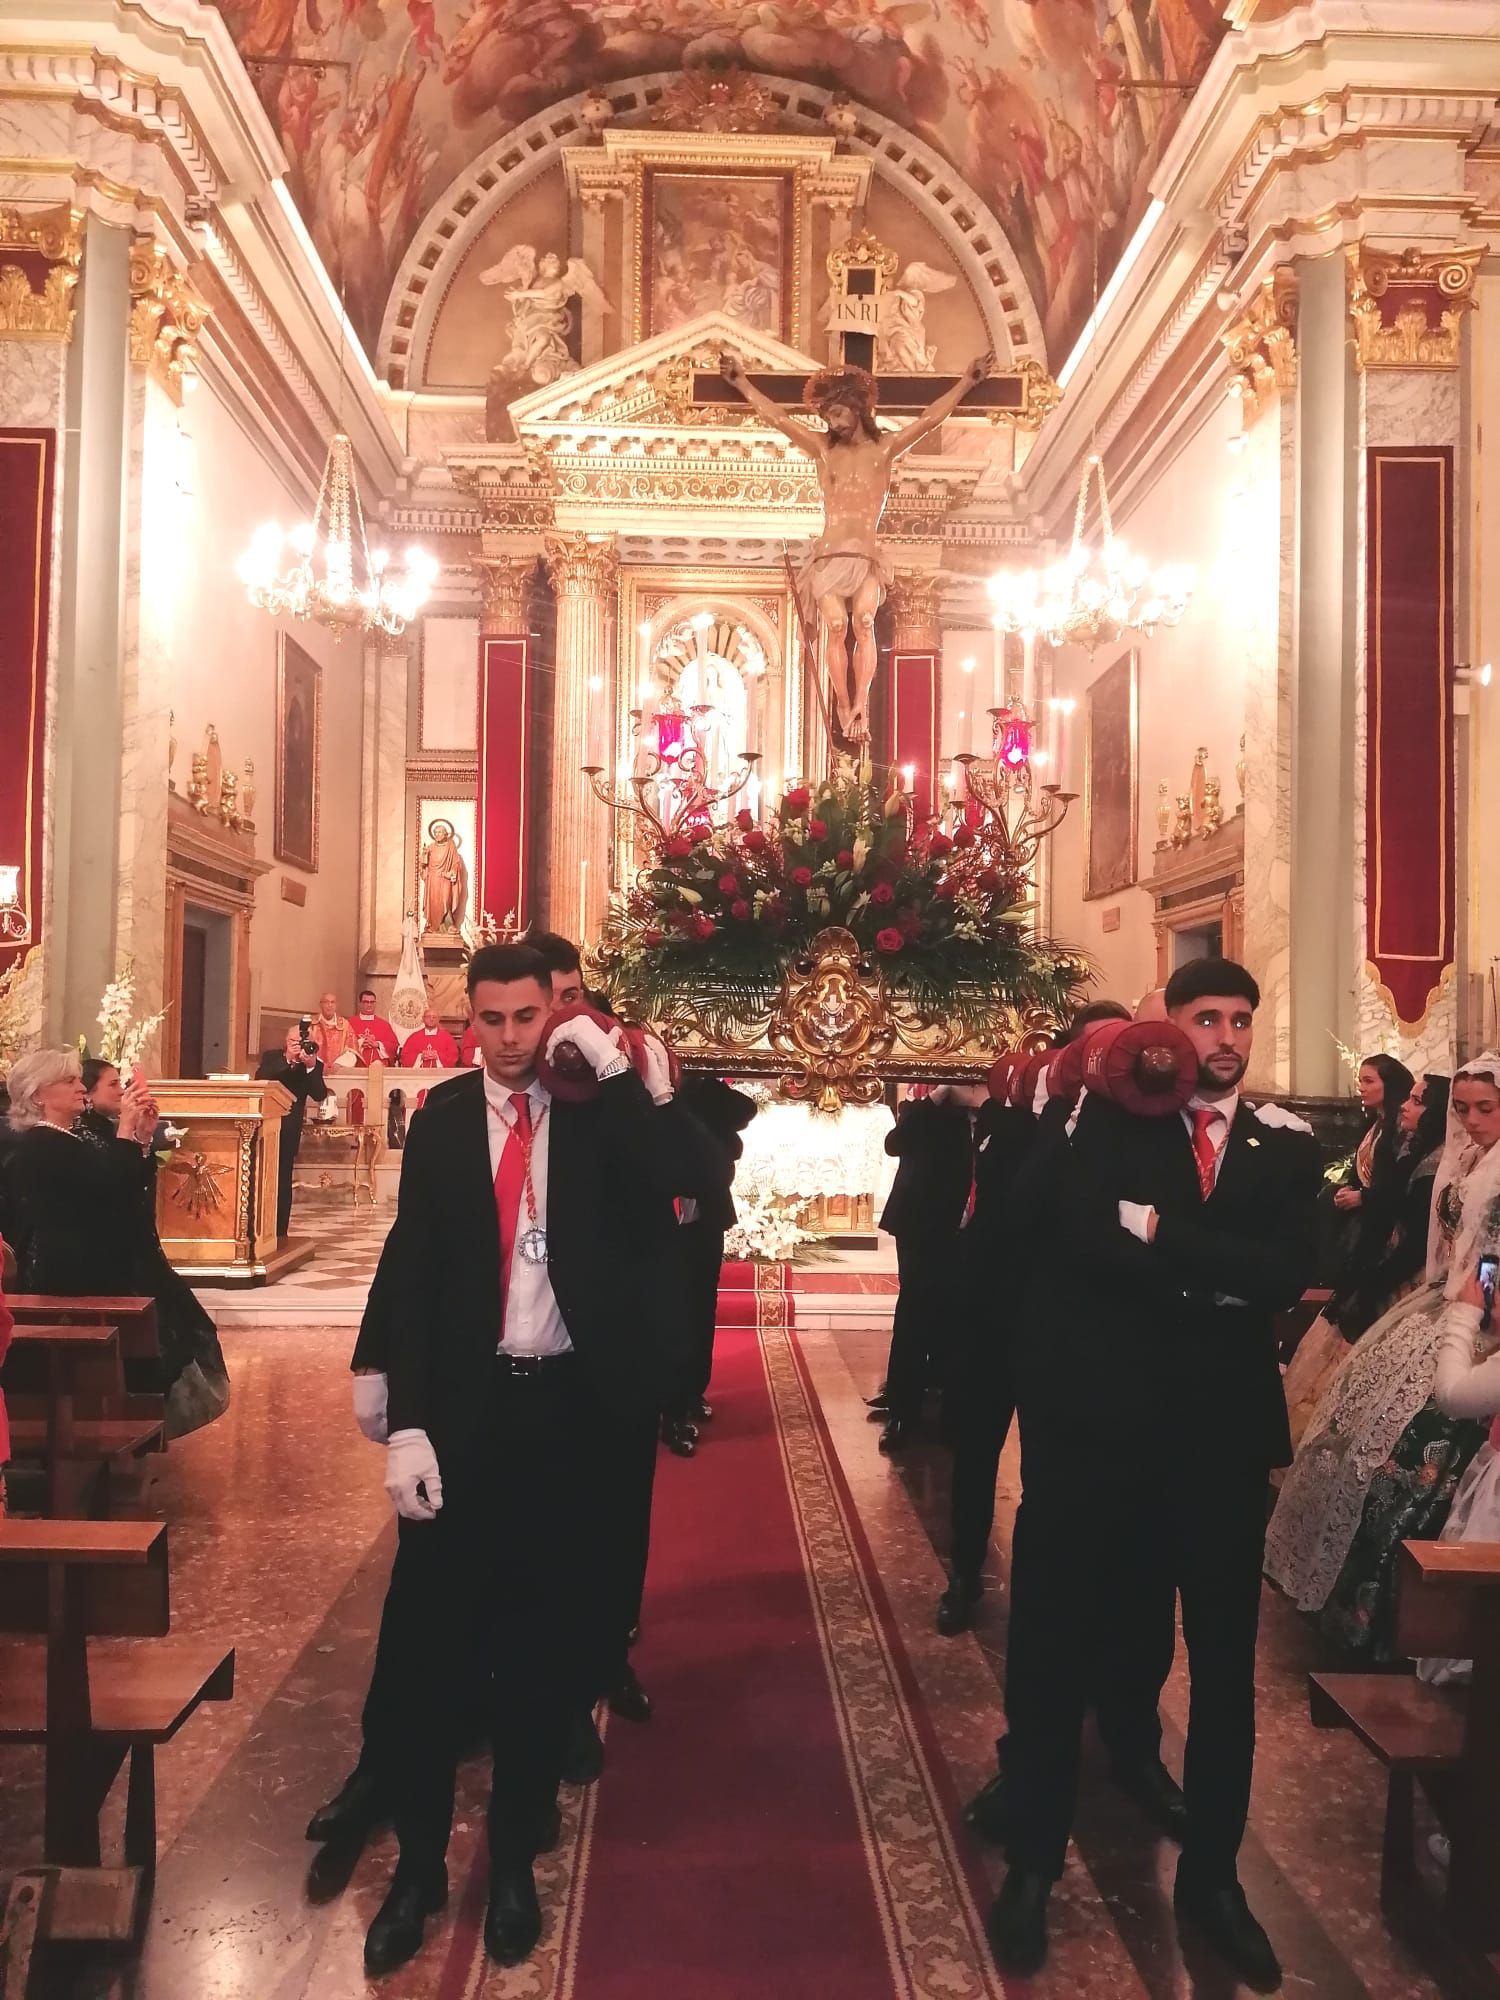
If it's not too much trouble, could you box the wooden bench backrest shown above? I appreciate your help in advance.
[2,1326,123,1407]
[1395,1541,1500,1659]
[0,1521,169,1638]
[5,1299,158,1362]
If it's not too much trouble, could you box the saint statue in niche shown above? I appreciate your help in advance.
[421,819,468,934]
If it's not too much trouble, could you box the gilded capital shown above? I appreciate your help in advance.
[129,238,207,403]
[1221,268,1297,413]
[886,571,942,653]
[0,203,83,342]
[1346,243,1481,372]
[544,531,618,601]
[473,551,534,634]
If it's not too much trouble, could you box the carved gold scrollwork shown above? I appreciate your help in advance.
[826,227,899,291]
[0,203,83,341]
[473,551,534,634]
[1346,243,1481,372]
[543,530,618,599]
[128,239,208,403]
[769,928,896,1111]
[1221,268,1298,414]
[886,571,942,652]
[1013,358,1061,432]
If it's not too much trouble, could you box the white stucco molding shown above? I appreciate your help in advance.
[376,71,1046,390]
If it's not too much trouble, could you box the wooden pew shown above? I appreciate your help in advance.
[1309,1541,1500,1984]
[4,1295,163,1423]
[0,1519,234,1925]
[2,1324,165,1516]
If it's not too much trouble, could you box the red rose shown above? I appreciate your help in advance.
[718,873,740,896]
[875,927,904,954]
[871,881,895,906]
[783,785,811,814]
[791,866,813,888]
[978,867,1001,893]
[928,832,952,857]
[808,817,828,841]
[954,824,976,849]
[934,878,958,900]
[691,914,715,939]
[665,835,691,858]
[836,848,854,869]
[742,828,767,853]
[736,808,755,832]
[689,823,711,844]
[731,898,751,921]
[642,925,664,947]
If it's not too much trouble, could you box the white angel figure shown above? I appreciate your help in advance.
[878,261,958,373]
[478,244,613,387]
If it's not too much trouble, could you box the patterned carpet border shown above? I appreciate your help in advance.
[758,1317,1007,2000]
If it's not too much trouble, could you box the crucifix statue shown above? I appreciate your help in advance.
[719,349,990,742]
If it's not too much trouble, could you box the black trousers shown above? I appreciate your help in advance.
[389,1359,605,1877]
[590,1402,659,1695]
[275,1135,300,1240]
[1003,1440,1266,1886]
[942,1320,1015,1581]
[676,1219,725,1409]
[884,1234,958,1421]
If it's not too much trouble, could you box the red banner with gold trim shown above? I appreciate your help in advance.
[476,635,530,932]
[1364,446,1454,1029]
[0,429,55,967]
[886,649,939,825]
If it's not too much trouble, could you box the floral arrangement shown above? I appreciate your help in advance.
[722,1188,826,1265]
[87,959,168,1069]
[594,764,1086,1037]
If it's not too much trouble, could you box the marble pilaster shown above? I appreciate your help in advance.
[358,631,411,978]
[543,532,616,943]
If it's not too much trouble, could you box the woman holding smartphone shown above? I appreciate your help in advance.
[1266,1055,1500,1658]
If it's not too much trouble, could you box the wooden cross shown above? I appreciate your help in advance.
[692,370,1032,421]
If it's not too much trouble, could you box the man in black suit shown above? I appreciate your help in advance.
[255,1024,330,1239]
[989,960,1320,1991]
[874,1083,990,1453]
[662,1074,757,1450]
[361,943,728,1977]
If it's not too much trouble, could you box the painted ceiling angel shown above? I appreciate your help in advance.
[479,243,613,386]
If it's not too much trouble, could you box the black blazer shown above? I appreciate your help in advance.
[4,1124,147,1295]
[879,1097,986,1243]
[672,1077,757,1231]
[254,1050,329,1157]
[377,1069,730,1470]
[1017,1092,1321,1469]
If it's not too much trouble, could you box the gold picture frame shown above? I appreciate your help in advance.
[274,632,322,873]
[1083,649,1139,902]
[640,166,796,344]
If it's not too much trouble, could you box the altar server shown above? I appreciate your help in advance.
[989,961,1320,1991]
[361,943,728,1977]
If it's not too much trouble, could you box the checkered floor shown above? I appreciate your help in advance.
[195,1194,393,1327]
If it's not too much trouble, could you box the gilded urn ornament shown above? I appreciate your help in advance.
[769,928,895,1112]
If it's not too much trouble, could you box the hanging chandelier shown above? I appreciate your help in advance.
[988,454,1193,654]
[238,432,436,638]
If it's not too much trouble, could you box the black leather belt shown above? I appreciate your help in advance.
[493,1349,576,1378]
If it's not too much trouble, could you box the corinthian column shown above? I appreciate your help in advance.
[543,532,616,942]
[885,570,942,822]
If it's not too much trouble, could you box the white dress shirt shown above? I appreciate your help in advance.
[1118,1091,1240,1244]
[483,1070,572,1357]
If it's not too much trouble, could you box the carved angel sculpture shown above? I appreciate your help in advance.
[879,262,958,373]
[478,243,613,387]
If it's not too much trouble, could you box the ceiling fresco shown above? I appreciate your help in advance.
[217,0,1233,364]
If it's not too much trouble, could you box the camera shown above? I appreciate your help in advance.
[298,1017,318,1060]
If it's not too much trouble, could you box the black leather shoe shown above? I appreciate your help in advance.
[694,1398,714,1423]
[608,1663,653,1722]
[484,1859,542,1967]
[560,1707,605,1786]
[307,1760,386,1843]
[661,1418,698,1458]
[1111,1756,1189,1842]
[1174,1875,1282,1992]
[935,1571,983,1636]
[986,1868,1050,1975]
[963,1770,1011,1845]
[878,1416,913,1454]
[363,1867,447,1976]
[864,1384,890,1410]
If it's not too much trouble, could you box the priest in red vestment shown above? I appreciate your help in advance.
[355,989,400,1064]
[402,1009,459,1069]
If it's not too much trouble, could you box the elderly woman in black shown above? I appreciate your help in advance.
[78,1057,228,1436]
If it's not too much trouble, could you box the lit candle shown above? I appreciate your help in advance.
[747,771,761,820]
[901,762,915,795]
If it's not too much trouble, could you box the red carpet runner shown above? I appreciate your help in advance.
[437,1281,1001,1999]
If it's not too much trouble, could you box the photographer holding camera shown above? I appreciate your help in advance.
[256,1021,331,1240]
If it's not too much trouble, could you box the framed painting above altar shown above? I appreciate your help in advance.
[1084,649,1139,902]
[642,168,793,341]
[274,634,321,873]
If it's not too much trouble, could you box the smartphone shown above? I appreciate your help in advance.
[130,1063,148,1092]
[1479,1253,1498,1332]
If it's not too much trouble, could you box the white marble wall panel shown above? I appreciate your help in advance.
[419,615,480,751]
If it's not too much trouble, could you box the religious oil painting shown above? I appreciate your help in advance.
[275,634,321,874]
[644,171,791,341]
[1084,650,1139,902]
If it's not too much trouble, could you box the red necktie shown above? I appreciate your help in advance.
[494,1091,533,1317]
[1190,1104,1222,1200]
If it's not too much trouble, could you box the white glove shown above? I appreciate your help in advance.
[545,1016,624,1078]
[1118,1200,1156,1244]
[384,1428,443,1520]
[639,1032,674,1105]
[352,1370,389,1444]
